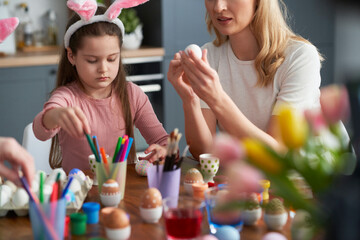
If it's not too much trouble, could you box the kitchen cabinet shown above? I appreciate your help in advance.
[0,65,57,143]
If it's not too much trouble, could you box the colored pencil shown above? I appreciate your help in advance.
[61,177,73,198]
[39,172,44,203]
[119,138,129,162]
[92,136,102,162]
[123,137,133,162]
[85,133,101,162]
[112,137,122,163]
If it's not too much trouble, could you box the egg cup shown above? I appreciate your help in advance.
[199,154,220,183]
[184,182,194,195]
[264,212,288,230]
[139,206,163,223]
[105,225,131,240]
[242,208,262,226]
[100,192,122,207]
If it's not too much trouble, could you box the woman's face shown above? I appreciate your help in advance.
[67,35,121,99]
[205,0,257,37]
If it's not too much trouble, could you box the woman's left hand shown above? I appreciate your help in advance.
[180,49,225,107]
[138,144,167,163]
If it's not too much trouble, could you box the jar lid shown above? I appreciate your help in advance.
[82,202,100,212]
[70,212,87,222]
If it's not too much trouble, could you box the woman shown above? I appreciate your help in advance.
[168,0,322,159]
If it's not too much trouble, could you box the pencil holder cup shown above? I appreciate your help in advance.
[95,160,127,201]
[147,164,181,199]
[29,198,66,240]
[89,154,108,185]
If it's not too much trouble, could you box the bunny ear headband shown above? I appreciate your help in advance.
[64,0,149,48]
[0,17,19,43]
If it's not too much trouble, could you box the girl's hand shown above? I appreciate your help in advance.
[180,49,225,107]
[167,52,200,104]
[138,144,167,163]
[44,107,91,138]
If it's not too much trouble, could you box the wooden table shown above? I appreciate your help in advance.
[0,159,292,239]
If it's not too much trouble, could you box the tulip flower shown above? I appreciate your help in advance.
[225,162,263,193]
[278,105,308,149]
[212,133,245,166]
[304,108,327,135]
[320,84,350,125]
[242,139,282,174]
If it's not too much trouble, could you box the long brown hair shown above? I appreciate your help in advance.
[49,7,136,169]
[206,0,323,87]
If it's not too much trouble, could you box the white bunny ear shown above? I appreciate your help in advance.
[105,0,149,20]
[67,0,98,21]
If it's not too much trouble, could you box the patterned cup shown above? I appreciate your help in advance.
[199,154,220,182]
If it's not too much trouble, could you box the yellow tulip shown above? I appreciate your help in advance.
[278,105,308,149]
[242,139,282,174]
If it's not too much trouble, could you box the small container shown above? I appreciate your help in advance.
[82,202,100,224]
[139,206,163,223]
[70,212,87,235]
[192,182,208,200]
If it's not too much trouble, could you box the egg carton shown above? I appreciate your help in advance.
[0,176,93,217]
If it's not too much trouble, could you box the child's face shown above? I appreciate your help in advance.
[67,35,121,99]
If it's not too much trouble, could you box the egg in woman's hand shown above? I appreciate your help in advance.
[139,188,163,223]
[185,44,202,59]
[100,179,121,207]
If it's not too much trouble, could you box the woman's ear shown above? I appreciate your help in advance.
[67,47,75,66]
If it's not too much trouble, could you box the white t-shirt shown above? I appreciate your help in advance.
[201,40,321,131]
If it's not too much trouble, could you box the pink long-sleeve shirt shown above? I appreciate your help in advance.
[33,82,168,173]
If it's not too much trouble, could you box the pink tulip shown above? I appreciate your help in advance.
[212,133,245,166]
[225,162,264,193]
[320,85,350,124]
[304,108,327,135]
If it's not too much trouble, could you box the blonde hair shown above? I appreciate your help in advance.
[49,7,136,169]
[206,0,323,87]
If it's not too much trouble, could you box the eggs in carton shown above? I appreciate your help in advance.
[184,168,204,195]
[103,208,131,240]
[100,179,121,207]
[139,188,163,223]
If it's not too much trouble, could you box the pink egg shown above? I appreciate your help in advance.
[262,232,287,240]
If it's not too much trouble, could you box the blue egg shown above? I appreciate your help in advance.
[68,168,86,181]
[214,226,240,240]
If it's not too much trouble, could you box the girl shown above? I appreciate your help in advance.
[33,1,167,173]
[168,0,323,159]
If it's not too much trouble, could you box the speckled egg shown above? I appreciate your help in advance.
[100,179,121,207]
[140,188,162,209]
[184,168,203,184]
[135,160,153,176]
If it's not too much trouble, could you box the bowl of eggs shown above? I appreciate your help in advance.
[139,188,163,223]
[183,168,204,196]
[100,179,121,207]
[102,208,131,240]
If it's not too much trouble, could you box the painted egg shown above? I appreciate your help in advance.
[135,160,153,176]
[262,232,287,240]
[101,179,120,195]
[69,168,86,183]
[184,168,203,184]
[12,188,29,207]
[140,188,162,209]
[214,226,240,240]
[185,44,202,59]
[105,208,129,229]
[68,178,82,193]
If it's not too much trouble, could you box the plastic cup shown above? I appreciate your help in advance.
[147,164,181,199]
[204,185,243,234]
[163,196,204,240]
[29,198,66,240]
[82,202,100,224]
[70,212,87,235]
[96,160,127,200]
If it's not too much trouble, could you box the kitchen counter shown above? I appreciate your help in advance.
[0,46,165,68]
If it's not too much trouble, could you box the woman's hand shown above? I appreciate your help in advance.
[138,144,167,163]
[43,107,91,138]
[180,49,225,107]
[167,52,200,104]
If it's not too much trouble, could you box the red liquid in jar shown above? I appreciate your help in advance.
[164,208,202,239]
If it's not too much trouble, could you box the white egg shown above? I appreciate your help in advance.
[185,44,202,59]
[0,185,11,207]
[68,178,82,193]
[42,184,53,203]
[46,168,66,185]
[12,188,29,207]
[4,180,17,194]
[31,180,39,195]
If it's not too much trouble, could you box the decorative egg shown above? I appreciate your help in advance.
[135,160,153,176]
[185,44,202,59]
[12,188,29,207]
[141,188,162,209]
[184,168,203,184]
[262,232,287,240]
[100,179,121,207]
[214,226,240,240]
[68,178,82,194]
[69,168,86,184]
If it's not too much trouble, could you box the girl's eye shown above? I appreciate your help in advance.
[108,57,117,62]
[87,59,97,63]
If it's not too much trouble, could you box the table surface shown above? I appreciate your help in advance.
[0,159,292,239]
